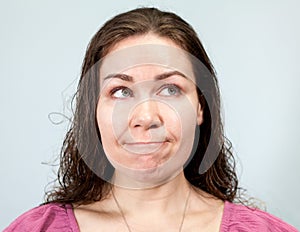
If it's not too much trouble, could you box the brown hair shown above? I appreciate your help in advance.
[46,7,241,205]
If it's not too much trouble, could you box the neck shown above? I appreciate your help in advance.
[111,172,191,215]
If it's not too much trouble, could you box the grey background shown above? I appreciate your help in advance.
[1,0,299,230]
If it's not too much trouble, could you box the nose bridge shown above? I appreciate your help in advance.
[130,99,162,129]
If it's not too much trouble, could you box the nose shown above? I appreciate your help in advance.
[129,100,163,130]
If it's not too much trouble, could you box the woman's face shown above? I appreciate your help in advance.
[96,34,203,187]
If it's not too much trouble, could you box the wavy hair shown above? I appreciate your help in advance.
[45,7,241,205]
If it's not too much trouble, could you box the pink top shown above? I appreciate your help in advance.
[4,201,298,231]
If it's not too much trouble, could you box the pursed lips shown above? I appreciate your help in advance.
[122,141,168,154]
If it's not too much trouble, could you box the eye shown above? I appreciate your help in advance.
[158,84,182,96]
[111,87,133,99]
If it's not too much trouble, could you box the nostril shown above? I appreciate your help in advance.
[129,101,163,129]
[132,121,161,129]
[148,124,159,129]
[133,123,159,129]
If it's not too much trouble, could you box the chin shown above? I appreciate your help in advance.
[112,160,183,189]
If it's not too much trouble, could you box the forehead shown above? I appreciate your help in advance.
[99,44,195,83]
[109,33,180,52]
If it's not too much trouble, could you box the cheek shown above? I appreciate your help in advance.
[164,113,181,139]
[96,105,120,162]
[164,100,198,139]
[96,103,114,140]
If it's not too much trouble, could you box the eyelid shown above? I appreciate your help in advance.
[110,86,133,99]
[107,82,184,99]
[157,83,182,96]
[110,86,126,94]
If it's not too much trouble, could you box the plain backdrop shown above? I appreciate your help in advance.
[1,0,299,230]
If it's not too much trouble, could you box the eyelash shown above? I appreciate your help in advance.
[110,86,133,98]
[158,84,182,96]
[109,83,182,99]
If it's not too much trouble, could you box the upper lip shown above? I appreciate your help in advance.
[125,141,166,145]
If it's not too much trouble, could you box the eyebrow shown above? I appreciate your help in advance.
[103,70,187,82]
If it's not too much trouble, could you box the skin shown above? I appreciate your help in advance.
[74,33,224,231]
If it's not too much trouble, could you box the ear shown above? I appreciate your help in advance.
[196,103,204,125]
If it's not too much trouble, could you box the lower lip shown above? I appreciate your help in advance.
[123,142,166,155]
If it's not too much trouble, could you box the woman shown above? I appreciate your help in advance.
[5,7,297,232]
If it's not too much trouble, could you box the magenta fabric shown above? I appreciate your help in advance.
[220,201,298,232]
[4,204,79,232]
[4,201,298,231]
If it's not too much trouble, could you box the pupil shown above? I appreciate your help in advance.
[122,89,130,96]
[168,87,176,95]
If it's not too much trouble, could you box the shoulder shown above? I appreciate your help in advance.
[221,201,298,232]
[4,203,79,232]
